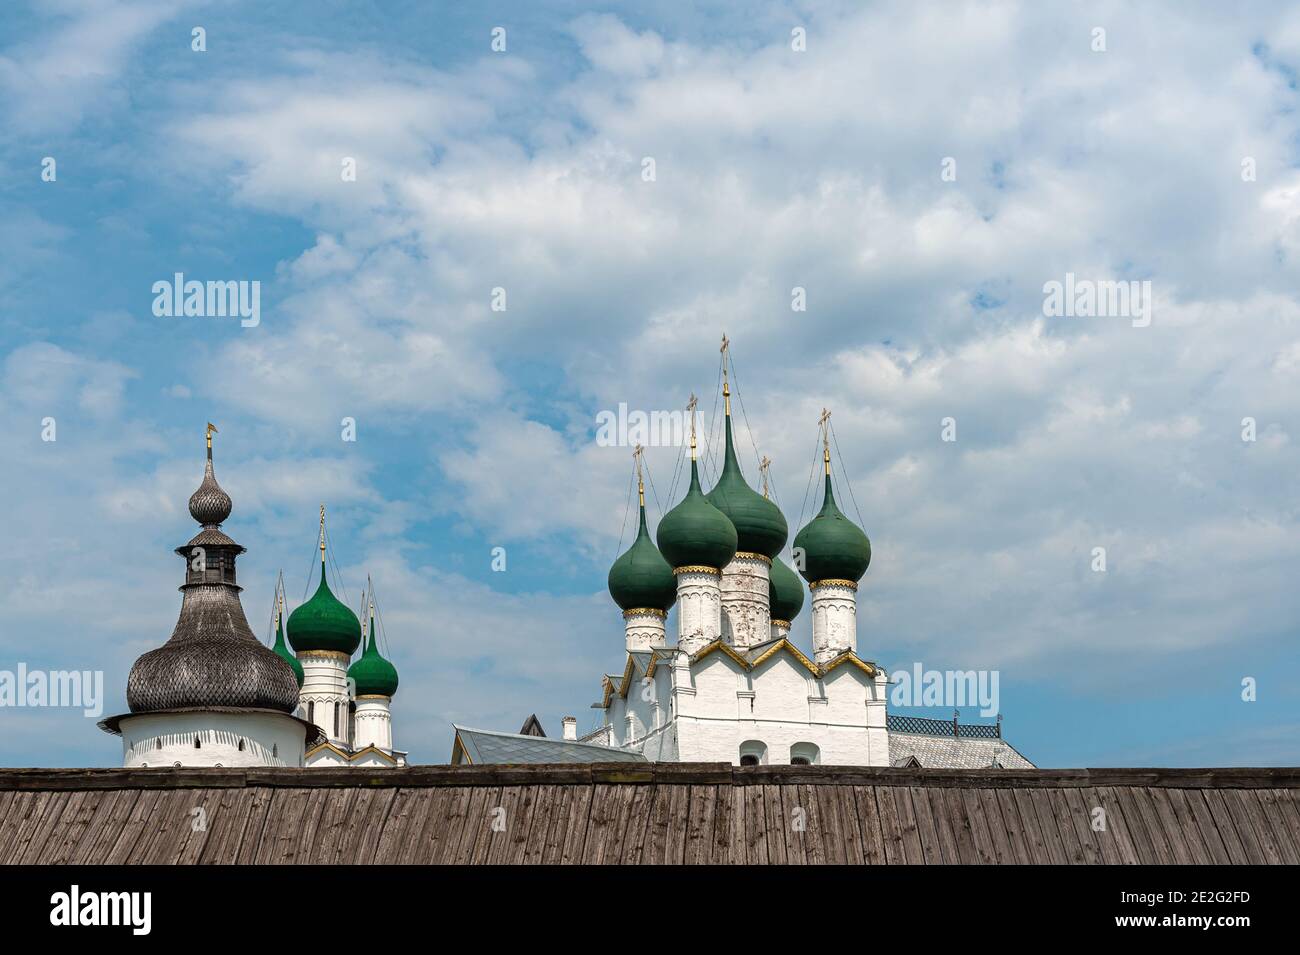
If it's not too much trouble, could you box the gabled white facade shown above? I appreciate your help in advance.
[597,639,889,765]
[595,520,892,766]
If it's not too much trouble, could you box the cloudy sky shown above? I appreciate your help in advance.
[2,0,1299,767]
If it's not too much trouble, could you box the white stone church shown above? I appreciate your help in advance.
[452,352,1033,770]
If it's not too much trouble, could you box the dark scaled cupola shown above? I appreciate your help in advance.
[705,377,788,560]
[608,476,677,612]
[793,440,871,585]
[125,425,302,714]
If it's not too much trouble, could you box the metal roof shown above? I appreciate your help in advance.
[452,726,648,764]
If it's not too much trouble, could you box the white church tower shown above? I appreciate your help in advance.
[287,507,360,749]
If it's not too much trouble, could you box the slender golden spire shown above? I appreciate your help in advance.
[720,333,731,417]
[760,455,772,499]
[687,393,698,461]
[818,408,832,476]
[319,504,326,557]
[633,444,645,507]
[205,422,217,458]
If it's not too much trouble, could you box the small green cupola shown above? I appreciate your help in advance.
[769,556,806,623]
[656,424,737,571]
[287,507,362,655]
[608,474,677,612]
[271,590,304,687]
[793,441,871,585]
[705,375,788,559]
[348,601,399,698]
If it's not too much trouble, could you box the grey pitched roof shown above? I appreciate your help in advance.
[888,732,1035,769]
[452,725,648,764]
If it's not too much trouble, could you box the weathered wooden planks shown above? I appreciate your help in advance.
[4,766,1300,864]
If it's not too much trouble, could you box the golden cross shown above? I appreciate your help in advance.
[205,421,218,450]
[686,393,698,456]
[818,408,832,475]
[759,455,772,499]
[632,443,645,505]
[319,504,326,555]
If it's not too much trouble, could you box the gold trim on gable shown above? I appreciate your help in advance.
[687,637,877,680]
[348,744,397,764]
[305,740,351,761]
[820,652,878,677]
[691,639,750,668]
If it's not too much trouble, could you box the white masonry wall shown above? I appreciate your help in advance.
[298,650,352,747]
[719,555,771,648]
[675,569,722,653]
[120,711,307,768]
[601,646,890,767]
[351,696,393,752]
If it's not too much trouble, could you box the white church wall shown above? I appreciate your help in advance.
[121,711,306,768]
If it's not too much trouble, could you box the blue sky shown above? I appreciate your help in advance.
[3,0,1300,767]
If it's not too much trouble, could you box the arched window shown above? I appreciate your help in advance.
[333,701,340,738]
[739,740,767,766]
[194,736,201,749]
[790,742,820,766]
[308,701,315,724]
[155,738,162,750]
[237,739,245,752]
[272,744,278,759]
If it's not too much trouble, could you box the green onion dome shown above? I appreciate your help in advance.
[288,556,362,655]
[705,410,788,559]
[272,607,304,687]
[348,608,399,698]
[793,472,871,584]
[656,457,738,571]
[768,556,806,623]
[608,492,677,611]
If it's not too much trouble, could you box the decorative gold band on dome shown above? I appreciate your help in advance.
[770,619,792,629]
[622,607,668,620]
[731,551,773,566]
[809,578,859,592]
[299,649,352,662]
[673,565,721,576]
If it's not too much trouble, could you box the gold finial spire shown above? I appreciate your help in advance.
[686,393,698,460]
[818,408,832,476]
[319,504,326,557]
[205,422,218,458]
[759,455,772,499]
[633,444,645,507]
[720,334,731,416]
